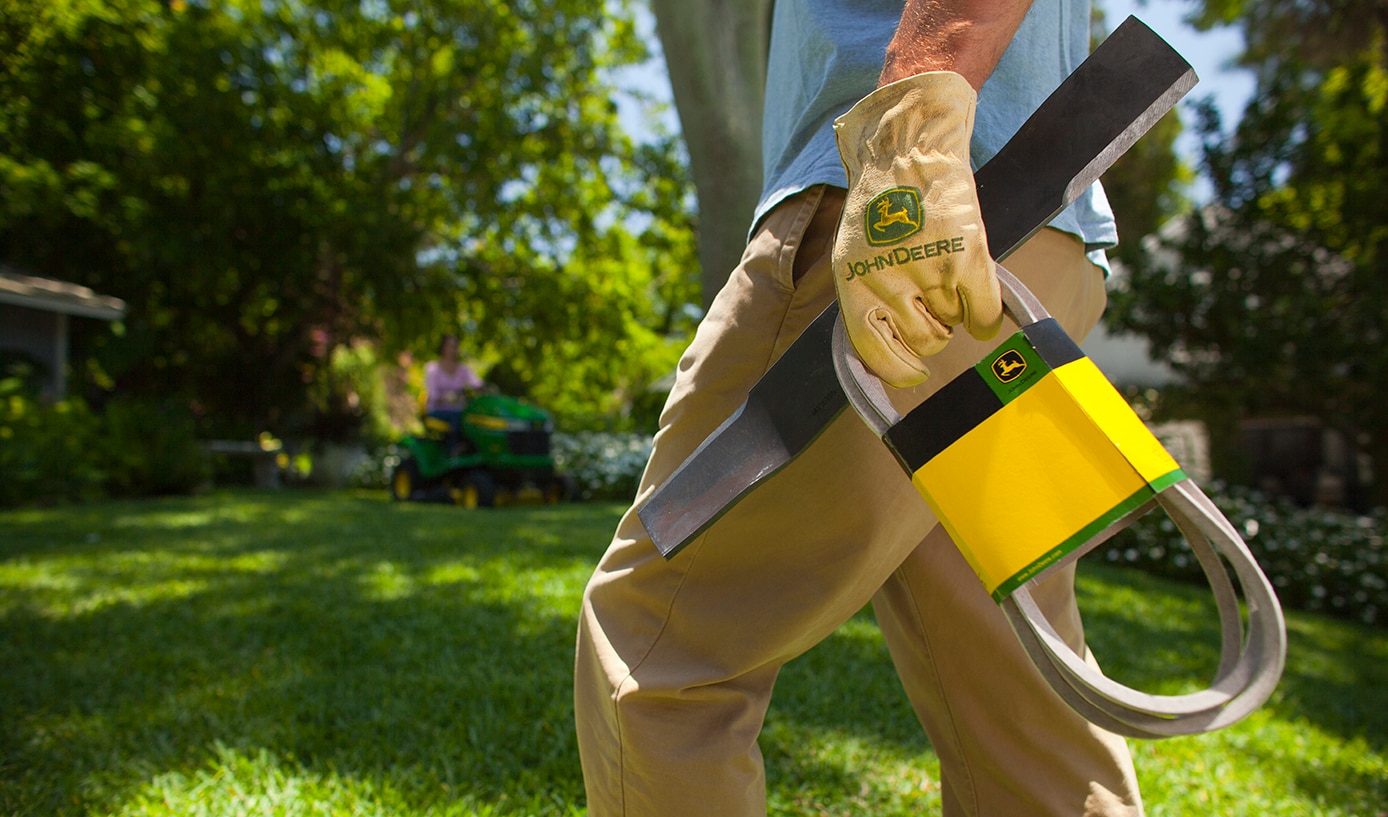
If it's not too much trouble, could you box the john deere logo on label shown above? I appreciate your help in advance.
[991,350,1028,383]
[866,187,922,245]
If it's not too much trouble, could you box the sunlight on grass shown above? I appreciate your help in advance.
[360,560,417,601]
[119,738,590,817]
[1077,562,1388,816]
[123,743,408,817]
[0,550,289,618]
[3,491,1385,816]
[1134,710,1387,816]
[1074,563,1239,695]
[424,563,484,585]
[764,721,944,816]
[112,510,222,530]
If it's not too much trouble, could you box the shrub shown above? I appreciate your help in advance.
[0,351,48,395]
[1098,481,1386,626]
[302,340,404,447]
[0,390,105,505]
[552,431,653,502]
[99,397,210,496]
[0,381,209,506]
[340,433,654,501]
[345,444,400,490]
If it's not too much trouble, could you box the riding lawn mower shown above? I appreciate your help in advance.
[389,392,575,508]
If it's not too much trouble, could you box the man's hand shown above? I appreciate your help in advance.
[831,71,1002,388]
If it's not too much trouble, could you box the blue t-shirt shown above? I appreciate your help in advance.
[756,0,1117,269]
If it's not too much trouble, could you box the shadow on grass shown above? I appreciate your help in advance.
[0,491,622,816]
[770,611,925,748]
[1076,562,1388,752]
[3,492,1384,815]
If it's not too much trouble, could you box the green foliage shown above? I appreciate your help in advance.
[0,0,699,440]
[304,339,401,446]
[0,350,49,395]
[0,387,105,506]
[1108,2,1388,504]
[1099,482,1387,626]
[98,395,210,496]
[551,430,652,500]
[0,383,207,505]
[1,492,1385,815]
[1187,0,1386,71]
[464,221,696,433]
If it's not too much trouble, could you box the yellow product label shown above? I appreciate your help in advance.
[911,363,1183,600]
[888,321,1187,601]
[1051,359,1181,483]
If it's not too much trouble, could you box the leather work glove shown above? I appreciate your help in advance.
[832,71,1003,388]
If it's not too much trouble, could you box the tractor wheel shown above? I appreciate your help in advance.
[455,470,497,509]
[390,458,422,501]
[545,474,578,504]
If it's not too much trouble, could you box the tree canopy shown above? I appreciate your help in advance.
[0,0,699,438]
[1107,0,1388,502]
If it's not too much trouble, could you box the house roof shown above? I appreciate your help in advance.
[0,265,126,321]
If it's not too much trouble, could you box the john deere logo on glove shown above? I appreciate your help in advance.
[866,187,922,245]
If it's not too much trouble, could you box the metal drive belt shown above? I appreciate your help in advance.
[831,265,1287,738]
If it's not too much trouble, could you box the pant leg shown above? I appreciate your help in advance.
[576,186,931,816]
[575,188,1140,816]
[872,230,1143,817]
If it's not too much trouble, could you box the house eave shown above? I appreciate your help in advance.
[0,268,126,321]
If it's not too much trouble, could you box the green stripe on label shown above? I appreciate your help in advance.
[989,469,1189,602]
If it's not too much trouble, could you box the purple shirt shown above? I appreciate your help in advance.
[425,361,482,411]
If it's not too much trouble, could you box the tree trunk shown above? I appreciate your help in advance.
[650,0,773,308]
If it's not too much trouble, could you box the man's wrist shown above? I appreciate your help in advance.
[878,0,1032,90]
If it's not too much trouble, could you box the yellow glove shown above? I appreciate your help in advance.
[832,71,1003,388]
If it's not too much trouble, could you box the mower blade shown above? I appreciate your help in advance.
[638,16,1196,558]
[636,305,846,555]
[974,16,1199,257]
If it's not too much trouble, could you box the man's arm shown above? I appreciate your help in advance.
[831,0,1035,387]
[880,0,1032,89]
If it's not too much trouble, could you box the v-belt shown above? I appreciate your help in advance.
[832,267,1287,738]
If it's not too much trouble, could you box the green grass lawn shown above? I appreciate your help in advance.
[2,490,1384,816]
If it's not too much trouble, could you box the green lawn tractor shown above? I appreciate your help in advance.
[390,393,575,508]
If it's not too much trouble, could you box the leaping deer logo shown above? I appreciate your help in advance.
[866,188,923,245]
[873,198,918,232]
[992,350,1028,383]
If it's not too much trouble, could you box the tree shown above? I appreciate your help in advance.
[0,0,699,438]
[649,0,772,307]
[1107,0,1388,503]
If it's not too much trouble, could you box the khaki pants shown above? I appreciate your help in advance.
[575,186,1143,816]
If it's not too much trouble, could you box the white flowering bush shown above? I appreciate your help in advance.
[1098,481,1387,626]
[551,431,654,502]
[340,433,654,501]
[346,445,401,490]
